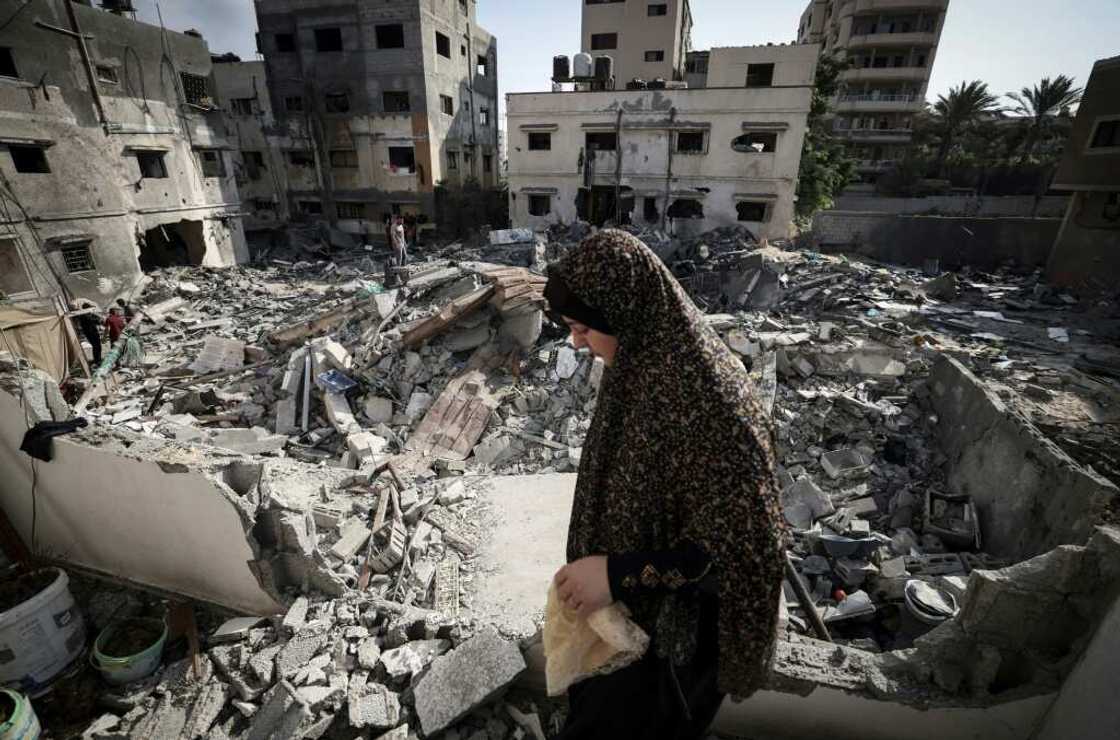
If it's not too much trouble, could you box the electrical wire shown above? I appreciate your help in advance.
[0,0,37,35]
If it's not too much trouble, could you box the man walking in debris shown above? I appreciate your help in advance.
[72,300,103,367]
[104,306,126,346]
[391,214,409,267]
[544,230,784,739]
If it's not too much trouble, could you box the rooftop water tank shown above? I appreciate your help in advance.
[553,55,571,82]
[573,53,593,79]
[594,55,614,81]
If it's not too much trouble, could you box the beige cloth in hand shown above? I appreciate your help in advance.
[543,582,650,696]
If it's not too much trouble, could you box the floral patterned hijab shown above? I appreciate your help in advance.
[549,229,784,697]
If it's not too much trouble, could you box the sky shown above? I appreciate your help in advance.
[135,0,1120,116]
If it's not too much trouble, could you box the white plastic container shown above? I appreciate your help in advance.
[0,569,86,696]
[0,689,40,739]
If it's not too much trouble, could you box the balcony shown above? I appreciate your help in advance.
[841,66,930,83]
[854,158,898,172]
[848,31,939,47]
[834,93,924,113]
[840,0,950,14]
[837,127,914,143]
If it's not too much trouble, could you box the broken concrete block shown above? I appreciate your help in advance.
[330,519,372,561]
[725,330,760,358]
[189,336,246,375]
[282,597,309,634]
[498,308,542,349]
[324,393,360,435]
[405,391,434,421]
[473,435,513,467]
[413,629,526,736]
[132,694,187,740]
[373,727,409,740]
[346,432,388,465]
[554,347,579,380]
[780,478,834,530]
[357,637,381,670]
[275,625,329,679]
[274,399,298,436]
[347,673,400,731]
[445,323,493,352]
[211,616,266,644]
[246,681,311,740]
[438,480,467,505]
[363,396,394,424]
[183,682,228,739]
[297,684,342,712]
[378,639,451,680]
[847,353,906,378]
[820,448,870,480]
[210,427,288,455]
[320,339,352,371]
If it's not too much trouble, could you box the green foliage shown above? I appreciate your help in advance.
[1005,75,1082,161]
[929,80,1002,177]
[796,54,857,223]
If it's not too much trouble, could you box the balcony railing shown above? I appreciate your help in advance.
[839,93,917,103]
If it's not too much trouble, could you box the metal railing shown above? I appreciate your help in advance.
[838,93,917,103]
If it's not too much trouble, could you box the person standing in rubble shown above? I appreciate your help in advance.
[104,306,126,346]
[544,230,784,739]
[391,214,408,267]
[72,300,103,368]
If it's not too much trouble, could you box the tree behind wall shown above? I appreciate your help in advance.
[929,81,1002,178]
[796,54,856,225]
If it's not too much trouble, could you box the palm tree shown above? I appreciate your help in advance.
[1006,75,1083,161]
[930,81,1002,177]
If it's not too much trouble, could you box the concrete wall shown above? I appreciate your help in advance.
[0,390,279,615]
[928,357,1118,560]
[1045,191,1120,297]
[831,194,1070,218]
[706,44,820,88]
[1051,55,1120,192]
[581,0,691,85]
[807,211,1061,271]
[0,0,248,303]
[506,84,814,240]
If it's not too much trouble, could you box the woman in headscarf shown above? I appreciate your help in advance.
[544,230,784,739]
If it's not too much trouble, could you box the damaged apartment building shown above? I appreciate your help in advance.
[506,0,819,240]
[0,0,248,305]
[253,0,501,232]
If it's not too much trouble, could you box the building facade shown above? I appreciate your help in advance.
[253,0,500,232]
[1047,55,1120,297]
[506,45,819,240]
[797,0,950,182]
[0,1,247,305]
[580,0,693,87]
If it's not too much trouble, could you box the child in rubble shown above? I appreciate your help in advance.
[544,229,784,739]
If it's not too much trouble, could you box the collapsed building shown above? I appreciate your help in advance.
[505,0,818,240]
[0,0,248,305]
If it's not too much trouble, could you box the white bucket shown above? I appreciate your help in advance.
[0,569,86,696]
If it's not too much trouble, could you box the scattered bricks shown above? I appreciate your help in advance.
[370,519,408,574]
[311,503,345,531]
[324,393,360,435]
[275,625,329,679]
[331,519,372,561]
[183,682,228,739]
[434,556,461,618]
[347,672,401,731]
[282,597,309,634]
[347,432,388,465]
[413,629,527,736]
[378,639,451,681]
[246,681,311,740]
[357,637,381,670]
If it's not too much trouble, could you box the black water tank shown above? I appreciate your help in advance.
[648,78,667,90]
[553,55,571,81]
[594,55,614,81]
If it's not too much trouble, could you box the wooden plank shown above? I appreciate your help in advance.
[401,285,495,349]
[56,297,91,380]
[266,296,376,347]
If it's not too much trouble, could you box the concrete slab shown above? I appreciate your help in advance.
[471,474,576,637]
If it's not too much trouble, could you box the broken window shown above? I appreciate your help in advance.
[585,131,617,152]
[337,202,366,219]
[666,198,703,219]
[60,241,95,273]
[180,72,212,107]
[732,132,778,153]
[736,201,769,222]
[685,55,709,74]
[376,24,405,49]
[643,197,659,222]
[527,132,551,151]
[230,97,254,115]
[330,149,358,168]
[299,201,323,215]
[383,90,411,112]
[676,130,705,153]
[477,55,488,76]
[288,150,314,167]
[242,150,265,180]
[528,194,551,216]
[136,151,168,179]
[0,237,33,297]
[459,0,468,13]
[8,144,50,173]
[447,151,459,171]
[436,32,451,58]
[275,33,296,52]
[483,154,492,173]
[285,95,304,113]
[645,50,665,62]
[1090,120,1120,149]
[648,4,668,16]
[590,33,618,51]
[440,95,454,115]
[96,65,119,84]
[479,107,490,126]
[0,48,17,78]
[324,92,350,113]
[388,147,415,172]
[745,63,775,88]
[314,28,343,52]
[198,149,226,178]
[461,45,467,57]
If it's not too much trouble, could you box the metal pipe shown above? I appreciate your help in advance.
[784,551,832,642]
[62,0,110,133]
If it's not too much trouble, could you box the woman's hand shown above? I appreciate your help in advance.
[554,556,612,619]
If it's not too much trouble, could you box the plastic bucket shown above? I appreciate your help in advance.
[0,689,40,740]
[91,618,167,686]
[900,579,959,641]
[0,568,86,696]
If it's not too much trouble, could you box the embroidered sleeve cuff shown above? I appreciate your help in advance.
[607,543,713,596]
